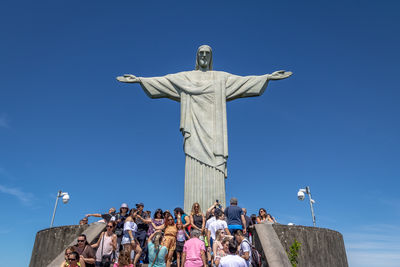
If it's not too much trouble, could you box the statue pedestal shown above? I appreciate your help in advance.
[183,155,226,213]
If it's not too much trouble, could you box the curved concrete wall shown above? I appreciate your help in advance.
[271,224,348,267]
[29,224,89,267]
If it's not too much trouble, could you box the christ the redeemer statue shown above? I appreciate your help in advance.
[117,45,292,212]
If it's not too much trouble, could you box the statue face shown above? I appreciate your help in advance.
[197,46,212,70]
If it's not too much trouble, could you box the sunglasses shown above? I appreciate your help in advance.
[106,225,113,228]
[77,240,85,242]
[68,258,77,261]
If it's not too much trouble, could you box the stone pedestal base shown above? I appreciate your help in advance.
[184,155,226,213]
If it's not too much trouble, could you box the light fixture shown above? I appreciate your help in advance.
[297,186,316,227]
[50,190,70,228]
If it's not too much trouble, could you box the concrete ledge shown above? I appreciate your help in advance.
[29,224,89,267]
[253,223,292,267]
[271,224,348,267]
[29,222,106,267]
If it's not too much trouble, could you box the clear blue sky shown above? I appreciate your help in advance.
[1,1,399,266]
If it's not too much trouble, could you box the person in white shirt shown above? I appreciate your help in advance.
[209,211,231,241]
[234,230,252,267]
[218,239,247,267]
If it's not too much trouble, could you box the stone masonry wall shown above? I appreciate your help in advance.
[272,224,348,267]
[29,224,88,267]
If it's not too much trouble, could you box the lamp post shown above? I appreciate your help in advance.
[297,186,316,227]
[50,190,70,228]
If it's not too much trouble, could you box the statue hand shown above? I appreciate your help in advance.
[116,74,140,83]
[269,70,292,80]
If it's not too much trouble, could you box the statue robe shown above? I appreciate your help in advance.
[139,70,270,211]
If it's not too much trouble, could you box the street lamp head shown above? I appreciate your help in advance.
[297,190,305,201]
[62,193,70,204]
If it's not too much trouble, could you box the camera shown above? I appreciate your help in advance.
[62,194,70,204]
[297,191,305,201]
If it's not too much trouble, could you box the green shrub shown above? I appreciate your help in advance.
[287,239,301,267]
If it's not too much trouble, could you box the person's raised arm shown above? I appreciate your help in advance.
[206,202,217,217]
[151,221,166,231]
[137,214,152,224]
[86,213,101,218]
[147,231,156,244]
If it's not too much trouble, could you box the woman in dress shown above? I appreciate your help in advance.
[121,209,142,266]
[150,213,178,267]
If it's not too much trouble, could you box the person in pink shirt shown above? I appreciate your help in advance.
[182,229,206,267]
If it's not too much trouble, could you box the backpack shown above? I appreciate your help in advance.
[243,239,262,267]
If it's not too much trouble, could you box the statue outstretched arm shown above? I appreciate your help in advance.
[116,74,141,83]
[117,73,181,101]
[268,70,292,80]
[225,70,292,101]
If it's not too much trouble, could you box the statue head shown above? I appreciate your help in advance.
[195,45,213,71]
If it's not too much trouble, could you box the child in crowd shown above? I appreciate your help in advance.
[176,222,190,267]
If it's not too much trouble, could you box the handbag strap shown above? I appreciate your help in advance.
[100,232,105,257]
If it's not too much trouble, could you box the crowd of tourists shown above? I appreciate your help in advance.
[62,197,277,267]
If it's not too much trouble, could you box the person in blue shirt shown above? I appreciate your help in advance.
[147,231,168,267]
[224,197,247,235]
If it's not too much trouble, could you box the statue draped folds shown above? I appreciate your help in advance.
[139,70,270,178]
